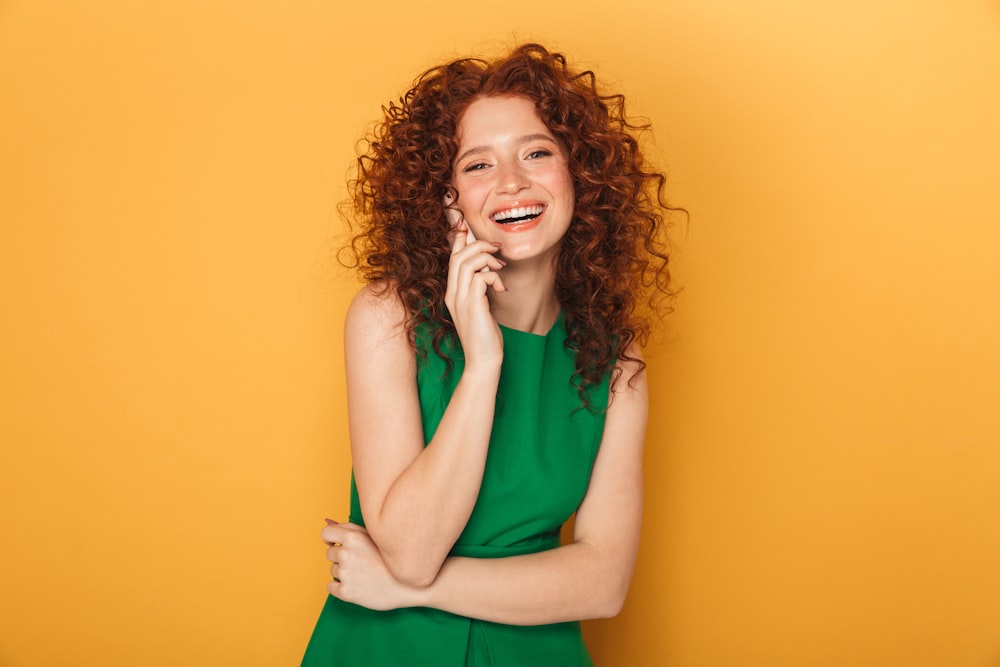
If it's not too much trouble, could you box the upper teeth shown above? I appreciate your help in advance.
[493,205,543,222]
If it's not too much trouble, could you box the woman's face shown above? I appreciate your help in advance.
[450,95,574,264]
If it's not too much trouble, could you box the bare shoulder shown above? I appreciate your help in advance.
[343,280,418,411]
[609,342,648,405]
[345,281,409,348]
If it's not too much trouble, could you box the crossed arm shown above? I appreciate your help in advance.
[323,283,647,625]
[324,221,646,625]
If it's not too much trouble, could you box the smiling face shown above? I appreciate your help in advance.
[450,95,575,264]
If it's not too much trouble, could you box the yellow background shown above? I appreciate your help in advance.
[2,0,999,665]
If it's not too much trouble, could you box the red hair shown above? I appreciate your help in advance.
[342,44,677,406]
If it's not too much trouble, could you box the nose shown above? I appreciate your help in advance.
[495,159,530,194]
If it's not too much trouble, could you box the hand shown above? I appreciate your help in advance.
[444,220,506,372]
[322,520,421,611]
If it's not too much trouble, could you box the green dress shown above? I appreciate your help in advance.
[302,313,609,666]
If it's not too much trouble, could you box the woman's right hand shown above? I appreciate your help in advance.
[444,221,506,373]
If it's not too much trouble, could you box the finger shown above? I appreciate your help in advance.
[450,220,468,255]
[454,250,505,277]
[448,242,498,305]
[477,270,507,293]
[455,252,505,298]
[454,269,504,311]
[450,238,503,273]
[469,227,489,271]
[449,241,503,277]
[325,543,342,562]
[320,518,339,543]
[321,524,348,545]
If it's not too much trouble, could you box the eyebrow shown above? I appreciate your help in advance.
[454,133,559,166]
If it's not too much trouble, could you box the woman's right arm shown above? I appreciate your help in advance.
[345,223,505,587]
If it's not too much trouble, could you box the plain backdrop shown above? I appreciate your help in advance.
[2,1,999,665]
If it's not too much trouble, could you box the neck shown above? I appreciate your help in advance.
[488,257,561,335]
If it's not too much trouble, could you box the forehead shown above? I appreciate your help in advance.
[455,96,551,145]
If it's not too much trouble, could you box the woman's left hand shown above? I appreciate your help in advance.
[322,521,422,611]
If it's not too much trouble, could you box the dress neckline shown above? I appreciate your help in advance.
[497,310,565,339]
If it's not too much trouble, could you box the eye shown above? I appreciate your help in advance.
[526,149,553,159]
[463,161,490,172]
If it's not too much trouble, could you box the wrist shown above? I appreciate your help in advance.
[400,579,434,609]
[461,360,502,385]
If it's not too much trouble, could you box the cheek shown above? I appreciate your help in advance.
[454,181,490,213]
[553,172,575,206]
[543,161,573,194]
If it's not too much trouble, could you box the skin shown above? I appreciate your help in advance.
[451,97,575,270]
[321,95,647,624]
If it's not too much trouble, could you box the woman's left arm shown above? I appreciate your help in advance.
[324,355,647,625]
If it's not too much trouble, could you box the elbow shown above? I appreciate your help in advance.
[596,587,628,619]
[366,524,443,587]
[592,570,632,619]
[384,555,441,588]
[394,568,438,589]
[573,541,637,619]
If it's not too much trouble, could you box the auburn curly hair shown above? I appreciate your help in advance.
[342,43,676,407]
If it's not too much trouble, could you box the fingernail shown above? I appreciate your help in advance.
[490,242,502,247]
[496,259,507,266]
[324,518,339,525]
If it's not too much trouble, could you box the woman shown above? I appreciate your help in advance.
[303,43,674,666]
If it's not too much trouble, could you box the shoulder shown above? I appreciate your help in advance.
[345,280,411,351]
[343,281,420,395]
[609,342,648,407]
[346,281,407,334]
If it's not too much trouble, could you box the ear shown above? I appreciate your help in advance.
[443,188,476,243]
[443,187,463,229]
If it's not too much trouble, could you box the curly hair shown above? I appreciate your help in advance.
[342,43,676,407]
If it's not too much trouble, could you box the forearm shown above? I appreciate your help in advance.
[365,364,500,584]
[397,362,646,623]
[406,542,632,625]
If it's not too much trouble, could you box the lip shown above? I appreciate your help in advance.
[491,208,545,233]
[489,200,546,220]
[488,200,547,232]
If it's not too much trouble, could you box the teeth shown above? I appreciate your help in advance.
[493,205,543,222]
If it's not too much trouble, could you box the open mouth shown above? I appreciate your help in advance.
[491,205,544,225]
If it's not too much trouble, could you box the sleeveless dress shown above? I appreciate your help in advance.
[302,313,610,666]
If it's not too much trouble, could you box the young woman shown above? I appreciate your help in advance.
[303,43,674,666]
